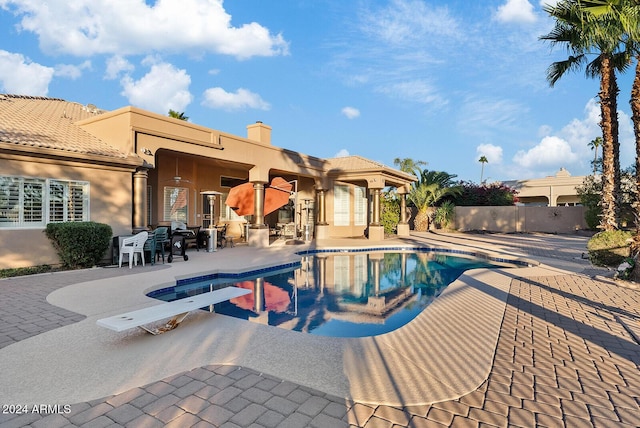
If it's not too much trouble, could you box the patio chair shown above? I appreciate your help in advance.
[217,224,228,248]
[143,230,157,265]
[119,231,148,268]
[153,227,170,263]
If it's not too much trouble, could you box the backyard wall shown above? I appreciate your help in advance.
[454,206,587,234]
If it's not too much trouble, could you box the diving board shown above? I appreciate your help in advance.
[97,286,251,335]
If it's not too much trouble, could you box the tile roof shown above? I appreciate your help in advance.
[0,94,129,159]
[326,155,387,170]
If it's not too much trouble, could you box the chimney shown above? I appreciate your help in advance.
[247,121,272,145]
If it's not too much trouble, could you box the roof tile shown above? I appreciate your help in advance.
[0,94,128,159]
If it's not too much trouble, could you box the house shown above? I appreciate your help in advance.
[0,94,415,269]
[502,168,585,207]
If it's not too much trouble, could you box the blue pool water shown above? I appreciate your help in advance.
[148,250,516,337]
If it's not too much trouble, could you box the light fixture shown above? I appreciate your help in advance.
[140,147,153,156]
[164,158,191,185]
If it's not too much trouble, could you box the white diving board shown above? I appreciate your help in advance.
[97,286,252,335]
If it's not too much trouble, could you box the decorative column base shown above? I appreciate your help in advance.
[367,225,385,241]
[314,224,330,240]
[397,223,410,237]
[248,227,270,248]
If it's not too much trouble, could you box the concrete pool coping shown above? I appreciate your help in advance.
[0,234,576,407]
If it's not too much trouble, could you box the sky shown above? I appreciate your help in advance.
[0,0,637,183]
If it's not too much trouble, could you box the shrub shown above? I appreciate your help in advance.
[0,265,53,278]
[577,176,602,230]
[586,230,632,266]
[45,222,112,269]
[433,200,455,229]
[381,191,400,234]
[449,181,518,206]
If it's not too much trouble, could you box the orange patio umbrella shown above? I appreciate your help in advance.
[225,177,293,216]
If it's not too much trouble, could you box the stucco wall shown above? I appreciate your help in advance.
[455,206,587,234]
[1,159,134,269]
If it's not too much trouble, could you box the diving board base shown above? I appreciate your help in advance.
[97,286,252,334]
[138,311,190,335]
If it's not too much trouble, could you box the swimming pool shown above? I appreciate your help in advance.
[148,249,520,337]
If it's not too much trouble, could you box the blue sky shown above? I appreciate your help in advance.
[0,0,636,182]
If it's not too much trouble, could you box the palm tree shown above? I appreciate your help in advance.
[541,0,629,230]
[588,136,603,174]
[478,156,488,183]
[168,109,189,121]
[393,158,427,177]
[409,170,461,231]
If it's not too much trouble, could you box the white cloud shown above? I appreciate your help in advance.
[506,98,636,178]
[54,60,91,79]
[4,0,289,59]
[458,96,527,136]
[476,144,503,164]
[105,55,134,80]
[360,0,460,45]
[334,149,350,157]
[201,87,270,111]
[341,106,360,119]
[120,62,192,114]
[539,0,560,8]
[0,50,54,95]
[376,79,447,108]
[495,0,537,24]
[513,136,578,169]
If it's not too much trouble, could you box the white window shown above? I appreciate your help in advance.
[220,193,244,221]
[354,186,367,226]
[333,255,350,292]
[334,185,350,226]
[0,176,89,228]
[163,186,188,222]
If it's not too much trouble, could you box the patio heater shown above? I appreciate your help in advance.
[200,191,222,252]
[302,198,313,241]
[285,180,305,245]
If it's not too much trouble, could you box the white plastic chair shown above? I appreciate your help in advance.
[119,231,149,268]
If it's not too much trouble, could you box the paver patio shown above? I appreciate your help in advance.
[0,232,638,427]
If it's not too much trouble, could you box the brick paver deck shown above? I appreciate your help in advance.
[1,234,639,427]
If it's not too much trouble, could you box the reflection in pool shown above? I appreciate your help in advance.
[148,251,514,338]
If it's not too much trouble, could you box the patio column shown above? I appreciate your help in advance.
[314,187,330,240]
[317,189,328,225]
[132,167,149,233]
[397,187,410,237]
[368,187,384,241]
[370,188,381,226]
[252,182,266,227]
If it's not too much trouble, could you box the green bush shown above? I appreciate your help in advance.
[45,222,112,269]
[434,201,455,229]
[0,265,53,278]
[448,181,517,206]
[381,191,400,235]
[587,230,633,266]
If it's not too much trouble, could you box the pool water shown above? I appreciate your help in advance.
[148,251,509,337]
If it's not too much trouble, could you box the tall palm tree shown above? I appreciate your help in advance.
[478,156,488,183]
[588,136,603,174]
[542,0,629,230]
[393,158,427,177]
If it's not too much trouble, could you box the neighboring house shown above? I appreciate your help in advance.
[0,94,415,269]
[502,168,585,207]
